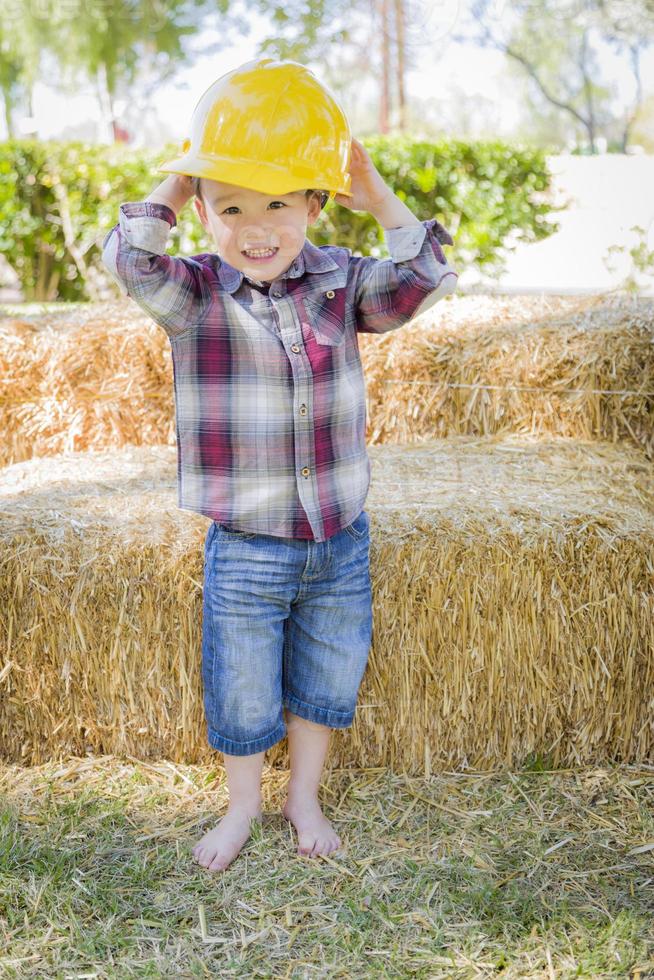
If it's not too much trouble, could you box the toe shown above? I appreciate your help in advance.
[208,852,228,871]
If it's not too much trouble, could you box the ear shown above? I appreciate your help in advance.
[306,192,323,227]
[194,196,209,229]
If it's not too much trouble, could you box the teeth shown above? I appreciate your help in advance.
[244,247,276,257]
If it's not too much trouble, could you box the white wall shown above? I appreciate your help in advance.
[458,154,654,295]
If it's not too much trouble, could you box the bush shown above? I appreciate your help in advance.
[0,137,559,301]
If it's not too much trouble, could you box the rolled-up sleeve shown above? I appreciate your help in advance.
[351,217,458,333]
[101,201,212,338]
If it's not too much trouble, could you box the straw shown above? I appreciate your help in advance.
[1,436,651,771]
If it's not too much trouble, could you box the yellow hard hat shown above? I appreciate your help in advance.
[157,57,353,208]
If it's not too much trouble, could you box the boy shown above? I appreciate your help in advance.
[101,136,457,873]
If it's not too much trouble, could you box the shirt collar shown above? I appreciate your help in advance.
[214,237,340,294]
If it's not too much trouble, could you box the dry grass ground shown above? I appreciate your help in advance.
[1,757,654,978]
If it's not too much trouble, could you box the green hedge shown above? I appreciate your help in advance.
[0,137,559,301]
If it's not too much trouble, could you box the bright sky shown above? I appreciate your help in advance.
[3,0,653,147]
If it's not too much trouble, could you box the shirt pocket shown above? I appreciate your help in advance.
[301,286,348,347]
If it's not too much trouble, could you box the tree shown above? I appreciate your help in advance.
[0,3,47,137]
[457,0,654,153]
[394,0,407,130]
[596,0,654,148]
[3,0,233,143]
[251,0,434,133]
[0,25,24,137]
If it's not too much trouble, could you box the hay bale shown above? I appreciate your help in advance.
[0,301,175,467]
[1,437,652,771]
[360,292,654,458]
[1,293,653,467]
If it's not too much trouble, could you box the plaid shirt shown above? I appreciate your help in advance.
[101,201,457,541]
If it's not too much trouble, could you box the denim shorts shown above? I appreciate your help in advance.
[201,509,373,756]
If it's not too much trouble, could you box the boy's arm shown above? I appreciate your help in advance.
[333,138,457,334]
[351,190,458,334]
[101,175,212,338]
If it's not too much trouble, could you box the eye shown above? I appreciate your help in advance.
[221,201,286,214]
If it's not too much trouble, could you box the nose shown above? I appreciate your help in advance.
[239,223,272,246]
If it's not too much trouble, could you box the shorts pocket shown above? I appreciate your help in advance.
[215,522,257,540]
[344,510,368,541]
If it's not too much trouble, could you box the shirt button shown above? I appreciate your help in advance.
[299,404,307,415]
[325,290,335,299]
[301,466,310,477]
[291,343,300,353]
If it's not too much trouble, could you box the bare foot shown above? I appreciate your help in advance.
[192,804,262,872]
[282,795,342,857]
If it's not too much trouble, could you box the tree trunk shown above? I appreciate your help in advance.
[579,29,597,153]
[95,62,115,144]
[620,42,642,152]
[52,170,100,301]
[394,0,406,131]
[34,245,59,302]
[2,87,15,138]
[379,0,391,133]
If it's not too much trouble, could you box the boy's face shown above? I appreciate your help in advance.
[194,179,323,282]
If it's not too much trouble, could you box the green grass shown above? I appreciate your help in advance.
[1,759,653,978]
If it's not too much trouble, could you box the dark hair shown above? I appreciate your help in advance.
[192,178,327,210]
[308,189,329,209]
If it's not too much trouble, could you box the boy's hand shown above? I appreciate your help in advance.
[333,137,392,214]
[145,174,195,215]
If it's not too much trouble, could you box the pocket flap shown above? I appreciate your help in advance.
[302,287,348,346]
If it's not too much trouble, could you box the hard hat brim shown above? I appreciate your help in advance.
[157,152,353,200]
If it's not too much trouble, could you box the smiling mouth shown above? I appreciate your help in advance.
[241,247,279,260]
